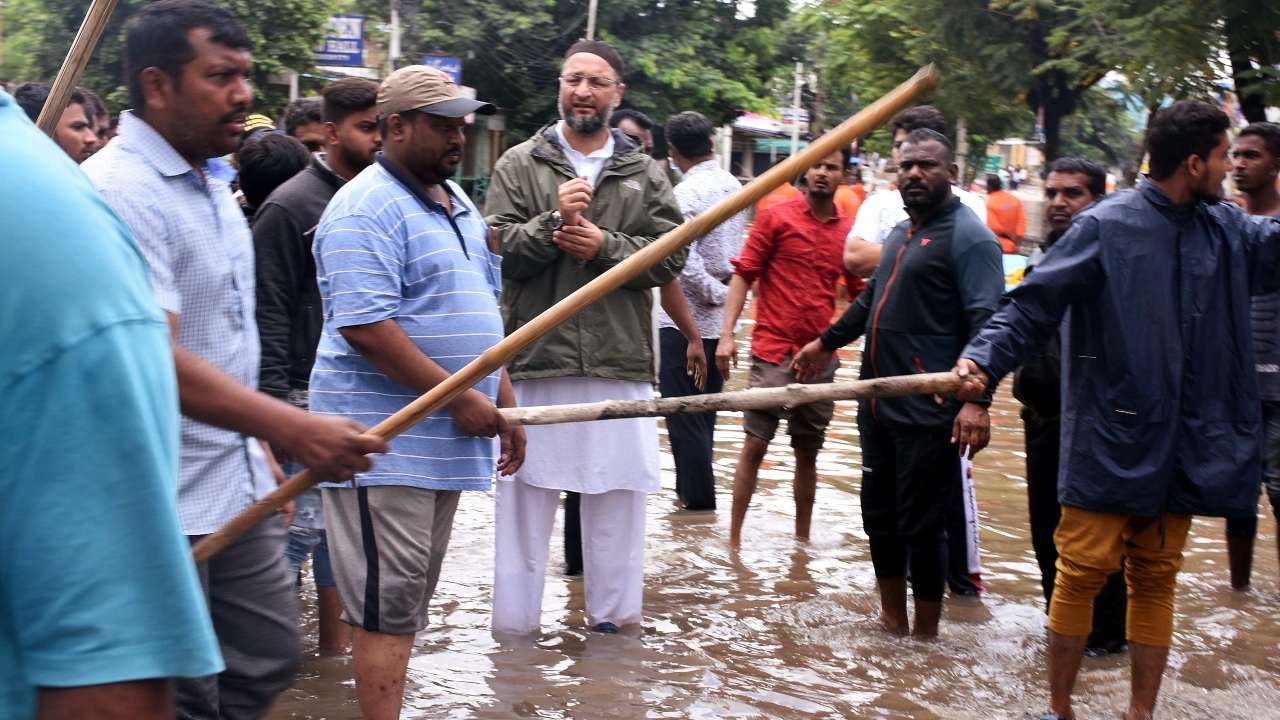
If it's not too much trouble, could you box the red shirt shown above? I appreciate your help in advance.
[732,196,856,363]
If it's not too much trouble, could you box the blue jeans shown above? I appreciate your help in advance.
[285,526,336,588]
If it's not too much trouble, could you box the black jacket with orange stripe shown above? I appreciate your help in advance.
[820,196,1004,428]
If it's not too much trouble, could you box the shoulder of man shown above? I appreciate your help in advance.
[944,202,1001,262]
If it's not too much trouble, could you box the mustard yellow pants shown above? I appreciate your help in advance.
[1048,506,1192,647]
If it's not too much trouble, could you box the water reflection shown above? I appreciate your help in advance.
[269,347,1280,720]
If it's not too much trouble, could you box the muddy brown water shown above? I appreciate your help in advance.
[268,341,1280,720]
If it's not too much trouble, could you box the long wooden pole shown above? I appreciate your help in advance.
[192,64,941,564]
[36,0,118,136]
[500,373,960,426]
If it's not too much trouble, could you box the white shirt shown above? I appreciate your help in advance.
[555,121,614,186]
[848,185,988,245]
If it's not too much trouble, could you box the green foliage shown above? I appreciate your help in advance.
[0,0,334,116]
[401,0,787,141]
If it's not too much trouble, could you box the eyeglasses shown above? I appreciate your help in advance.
[559,74,621,90]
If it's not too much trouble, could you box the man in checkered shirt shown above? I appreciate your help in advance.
[83,2,386,717]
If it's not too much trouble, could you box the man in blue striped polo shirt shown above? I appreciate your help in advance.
[309,66,524,720]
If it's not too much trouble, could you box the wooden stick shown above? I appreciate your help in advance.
[36,0,118,136]
[191,64,941,564]
[500,373,960,426]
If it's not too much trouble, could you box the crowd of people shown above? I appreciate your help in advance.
[4,1,1280,720]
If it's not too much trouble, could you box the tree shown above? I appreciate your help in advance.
[1,0,336,115]
[401,0,788,142]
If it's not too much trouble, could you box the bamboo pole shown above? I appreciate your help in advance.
[500,373,960,426]
[191,64,941,564]
[36,0,118,136]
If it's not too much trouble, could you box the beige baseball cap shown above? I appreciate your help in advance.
[376,65,495,118]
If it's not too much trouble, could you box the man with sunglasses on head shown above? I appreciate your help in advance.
[485,39,686,636]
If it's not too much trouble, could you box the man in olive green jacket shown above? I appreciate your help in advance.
[484,39,685,635]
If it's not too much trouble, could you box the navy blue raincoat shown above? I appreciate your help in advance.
[964,180,1280,518]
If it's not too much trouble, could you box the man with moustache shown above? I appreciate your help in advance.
[252,76,382,656]
[82,2,388,716]
[715,146,855,548]
[485,39,685,635]
[844,105,991,598]
[309,66,523,719]
[952,101,1280,720]
[1013,157,1127,656]
[1224,121,1280,590]
[792,129,1002,638]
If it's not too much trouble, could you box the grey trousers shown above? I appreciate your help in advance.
[179,518,300,720]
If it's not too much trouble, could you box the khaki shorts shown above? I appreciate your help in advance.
[741,354,838,450]
[323,486,460,635]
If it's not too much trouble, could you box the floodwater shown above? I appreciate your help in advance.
[268,342,1280,720]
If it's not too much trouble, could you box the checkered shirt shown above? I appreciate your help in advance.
[82,111,275,535]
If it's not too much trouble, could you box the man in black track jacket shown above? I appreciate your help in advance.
[792,128,1003,637]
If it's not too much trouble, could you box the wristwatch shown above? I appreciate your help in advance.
[542,210,563,235]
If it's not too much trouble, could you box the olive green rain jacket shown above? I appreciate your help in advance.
[484,124,687,382]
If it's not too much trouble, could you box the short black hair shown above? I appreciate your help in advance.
[237,133,310,211]
[891,105,947,137]
[1145,100,1230,181]
[13,82,88,123]
[986,173,1002,192]
[1239,122,1280,162]
[125,0,250,111]
[282,97,323,136]
[78,86,107,122]
[813,132,853,167]
[610,108,653,131]
[1047,156,1106,197]
[664,111,714,158]
[900,127,953,162]
[321,77,379,124]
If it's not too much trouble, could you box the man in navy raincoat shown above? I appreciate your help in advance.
[954,101,1280,720]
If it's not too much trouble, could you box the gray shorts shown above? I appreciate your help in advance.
[742,354,839,450]
[322,486,460,635]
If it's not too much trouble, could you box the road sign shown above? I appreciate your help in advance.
[315,15,364,67]
[421,55,462,84]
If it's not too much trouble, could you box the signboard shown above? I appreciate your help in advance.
[421,55,463,84]
[754,138,808,153]
[315,15,364,67]
[983,154,1002,174]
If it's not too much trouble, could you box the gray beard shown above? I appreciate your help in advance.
[560,103,610,135]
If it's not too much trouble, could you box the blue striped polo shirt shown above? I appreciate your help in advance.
[310,157,503,491]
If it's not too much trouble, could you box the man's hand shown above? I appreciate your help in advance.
[553,217,604,261]
[687,339,708,391]
[558,176,593,224]
[448,388,505,437]
[951,402,990,459]
[952,358,990,402]
[791,338,835,382]
[715,332,738,380]
[276,415,388,483]
[497,422,526,476]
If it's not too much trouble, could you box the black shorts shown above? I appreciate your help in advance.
[858,414,960,539]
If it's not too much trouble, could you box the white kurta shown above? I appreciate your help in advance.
[493,377,657,633]
[506,377,661,494]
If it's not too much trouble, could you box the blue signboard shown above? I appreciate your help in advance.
[315,15,364,67]
[421,55,463,84]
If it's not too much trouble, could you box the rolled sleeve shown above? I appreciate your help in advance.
[732,210,777,284]
[316,213,405,328]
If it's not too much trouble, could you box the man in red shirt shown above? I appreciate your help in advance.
[984,173,1026,253]
[717,147,855,548]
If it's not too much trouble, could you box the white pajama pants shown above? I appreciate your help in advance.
[492,479,647,634]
